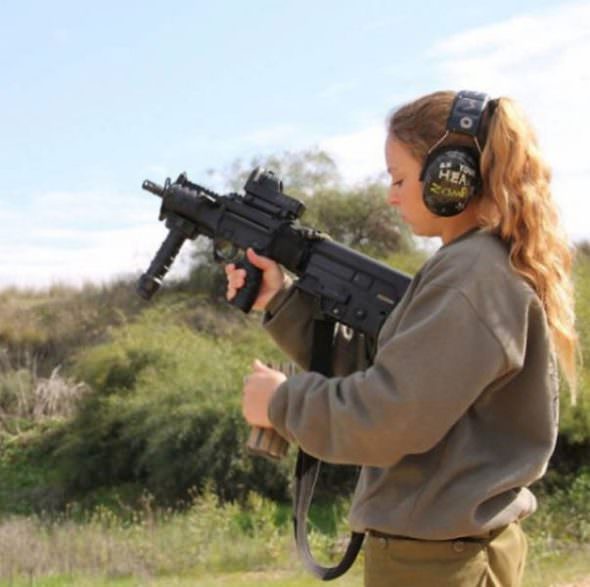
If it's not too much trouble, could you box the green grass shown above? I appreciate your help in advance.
[0,570,362,587]
[0,465,587,587]
[0,432,61,515]
[524,545,590,586]
[0,497,588,587]
[1,549,589,587]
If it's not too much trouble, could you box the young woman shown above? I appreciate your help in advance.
[225,90,578,586]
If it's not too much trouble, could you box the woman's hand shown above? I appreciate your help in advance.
[225,248,291,311]
[242,359,287,428]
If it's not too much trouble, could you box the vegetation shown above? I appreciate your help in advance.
[0,152,588,585]
[0,478,588,585]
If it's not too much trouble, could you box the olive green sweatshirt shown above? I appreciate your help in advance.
[263,229,559,539]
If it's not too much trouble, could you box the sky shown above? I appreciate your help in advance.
[1,0,589,288]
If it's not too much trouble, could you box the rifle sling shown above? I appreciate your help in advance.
[293,318,364,580]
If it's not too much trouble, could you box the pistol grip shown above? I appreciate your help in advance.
[230,256,263,313]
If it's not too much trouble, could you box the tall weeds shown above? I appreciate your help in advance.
[0,490,315,581]
[0,351,88,435]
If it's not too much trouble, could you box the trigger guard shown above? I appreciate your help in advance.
[213,239,239,263]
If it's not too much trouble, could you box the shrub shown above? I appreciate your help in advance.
[49,306,291,506]
[548,251,590,476]
[526,468,590,548]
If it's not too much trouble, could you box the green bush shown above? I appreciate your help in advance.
[547,250,590,477]
[49,305,291,506]
[526,468,590,547]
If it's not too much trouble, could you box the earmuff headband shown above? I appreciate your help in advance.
[419,90,492,217]
[446,90,490,152]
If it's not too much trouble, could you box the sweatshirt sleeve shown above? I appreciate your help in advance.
[261,285,318,370]
[268,282,510,466]
[262,285,375,374]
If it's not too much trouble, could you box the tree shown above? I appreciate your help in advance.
[302,181,413,258]
[220,147,342,196]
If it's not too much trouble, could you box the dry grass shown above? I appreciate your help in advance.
[0,351,89,434]
[0,511,588,587]
[0,491,295,583]
[0,516,153,581]
[0,278,146,379]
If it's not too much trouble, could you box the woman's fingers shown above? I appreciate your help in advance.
[246,247,275,269]
[225,265,246,287]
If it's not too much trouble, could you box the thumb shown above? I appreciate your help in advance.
[252,358,270,371]
[246,247,274,269]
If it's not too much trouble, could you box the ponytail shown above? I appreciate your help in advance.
[479,97,579,400]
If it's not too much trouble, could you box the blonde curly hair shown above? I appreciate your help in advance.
[389,91,579,400]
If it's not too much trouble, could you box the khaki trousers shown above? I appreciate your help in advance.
[364,522,527,587]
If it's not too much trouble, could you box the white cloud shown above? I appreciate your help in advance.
[0,188,192,288]
[320,123,386,185]
[12,188,155,228]
[0,222,195,289]
[428,1,590,242]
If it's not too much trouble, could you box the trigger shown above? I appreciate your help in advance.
[213,239,239,262]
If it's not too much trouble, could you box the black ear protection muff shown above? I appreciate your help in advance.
[420,90,492,217]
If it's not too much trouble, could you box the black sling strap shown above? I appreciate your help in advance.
[293,318,365,580]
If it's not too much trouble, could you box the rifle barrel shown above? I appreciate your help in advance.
[142,180,165,197]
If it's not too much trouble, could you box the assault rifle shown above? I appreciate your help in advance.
[138,168,411,580]
[138,168,410,331]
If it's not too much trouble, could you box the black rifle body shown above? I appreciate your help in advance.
[139,169,411,339]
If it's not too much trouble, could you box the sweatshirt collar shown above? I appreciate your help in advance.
[440,226,482,249]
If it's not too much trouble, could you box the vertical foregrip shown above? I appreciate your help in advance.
[137,229,186,300]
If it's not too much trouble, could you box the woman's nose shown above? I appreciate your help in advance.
[388,189,400,207]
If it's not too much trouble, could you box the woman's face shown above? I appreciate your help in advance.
[385,137,440,237]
